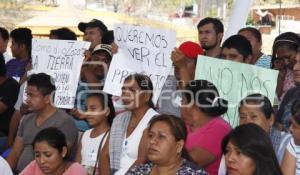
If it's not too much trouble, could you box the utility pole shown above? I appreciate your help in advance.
[279,0,281,34]
[198,0,205,18]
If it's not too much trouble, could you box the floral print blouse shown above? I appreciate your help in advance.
[126,159,208,175]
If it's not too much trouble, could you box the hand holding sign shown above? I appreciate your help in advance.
[104,24,176,104]
[195,56,278,126]
[171,48,186,68]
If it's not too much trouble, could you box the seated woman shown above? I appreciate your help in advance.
[218,93,291,175]
[99,73,158,174]
[182,80,231,175]
[238,93,291,162]
[218,94,291,175]
[127,114,208,175]
[20,127,87,175]
[281,99,300,175]
[222,123,282,175]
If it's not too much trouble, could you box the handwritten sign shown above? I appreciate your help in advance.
[195,56,278,126]
[104,24,176,104]
[31,39,91,109]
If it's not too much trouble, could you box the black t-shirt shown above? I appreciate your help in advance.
[0,77,20,135]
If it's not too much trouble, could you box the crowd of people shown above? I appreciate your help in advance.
[0,16,300,175]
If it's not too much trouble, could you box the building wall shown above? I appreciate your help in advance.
[252,7,300,24]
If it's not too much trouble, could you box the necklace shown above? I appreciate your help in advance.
[150,159,182,175]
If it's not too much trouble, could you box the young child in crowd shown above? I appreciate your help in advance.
[75,93,115,175]
[281,99,300,175]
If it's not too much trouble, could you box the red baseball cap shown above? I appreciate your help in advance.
[178,41,204,59]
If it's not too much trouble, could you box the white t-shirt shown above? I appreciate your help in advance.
[14,82,26,110]
[0,157,13,175]
[3,52,13,64]
[286,138,300,175]
[81,129,108,174]
[115,108,158,175]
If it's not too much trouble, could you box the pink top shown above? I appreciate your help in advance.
[20,160,87,175]
[185,117,231,175]
[281,69,295,101]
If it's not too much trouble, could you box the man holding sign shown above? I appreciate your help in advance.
[159,41,204,117]
[71,44,113,132]
[78,19,108,51]
[172,41,204,89]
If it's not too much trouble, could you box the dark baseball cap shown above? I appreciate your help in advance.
[78,19,108,33]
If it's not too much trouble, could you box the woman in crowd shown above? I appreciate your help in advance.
[218,93,291,175]
[181,79,231,175]
[127,114,208,175]
[20,127,87,175]
[238,27,271,68]
[75,93,115,175]
[276,47,300,131]
[238,93,291,162]
[222,123,282,175]
[99,73,158,174]
[281,99,300,175]
[271,32,300,102]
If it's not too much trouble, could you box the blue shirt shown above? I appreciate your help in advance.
[5,58,28,81]
[255,54,271,69]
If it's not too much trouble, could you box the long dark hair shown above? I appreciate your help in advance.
[222,124,283,175]
[124,73,155,109]
[183,79,228,117]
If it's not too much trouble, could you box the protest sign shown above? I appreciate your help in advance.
[195,56,278,126]
[104,24,176,104]
[31,39,91,109]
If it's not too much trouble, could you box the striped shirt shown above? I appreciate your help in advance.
[287,138,300,174]
[255,54,271,69]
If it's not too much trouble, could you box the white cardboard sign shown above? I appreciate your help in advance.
[31,39,91,109]
[104,24,176,104]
